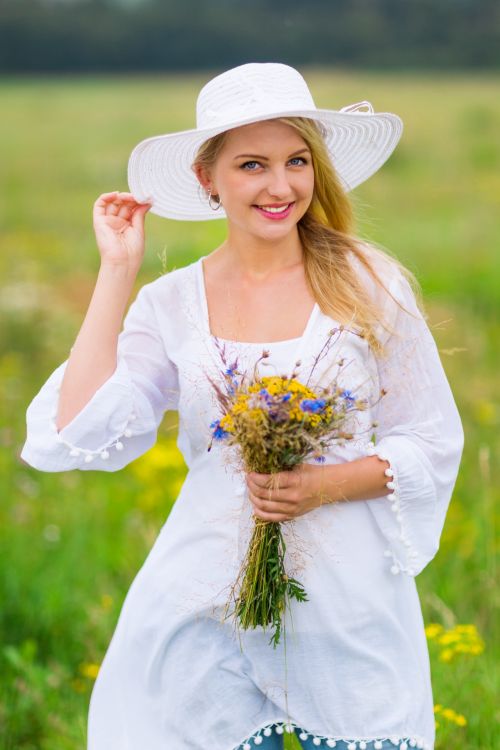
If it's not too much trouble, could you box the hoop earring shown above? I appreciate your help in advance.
[208,188,222,211]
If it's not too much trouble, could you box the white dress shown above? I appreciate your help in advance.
[20,251,464,750]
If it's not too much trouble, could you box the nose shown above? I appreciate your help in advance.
[264,166,293,200]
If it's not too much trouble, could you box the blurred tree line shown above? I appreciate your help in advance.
[0,0,499,73]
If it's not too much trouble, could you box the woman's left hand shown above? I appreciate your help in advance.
[245,464,330,522]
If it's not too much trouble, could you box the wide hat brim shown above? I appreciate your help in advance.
[127,107,403,221]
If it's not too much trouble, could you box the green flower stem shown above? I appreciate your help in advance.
[234,517,308,648]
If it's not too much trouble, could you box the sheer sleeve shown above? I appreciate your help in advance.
[19,283,180,473]
[362,270,464,577]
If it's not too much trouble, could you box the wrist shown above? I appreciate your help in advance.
[99,260,140,278]
[303,463,338,508]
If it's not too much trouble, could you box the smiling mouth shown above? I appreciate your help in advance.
[254,201,295,220]
[253,202,294,214]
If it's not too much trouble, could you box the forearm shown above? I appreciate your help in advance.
[315,455,391,505]
[55,262,139,432]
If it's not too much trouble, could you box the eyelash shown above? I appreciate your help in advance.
[240,157,308,170]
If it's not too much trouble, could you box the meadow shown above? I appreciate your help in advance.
[0,70,498,749]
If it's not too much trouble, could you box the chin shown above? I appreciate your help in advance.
[251,223,298,242]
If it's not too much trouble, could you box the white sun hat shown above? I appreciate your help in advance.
[127,62,403,222]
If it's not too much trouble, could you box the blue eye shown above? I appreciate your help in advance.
[241,161,260,170]
[289,157,307,166]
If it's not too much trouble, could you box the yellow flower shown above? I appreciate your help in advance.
[129,439,186,483]
[454,624,478,634]
[469,643,485,655]
[248,408,266,423]
[220,413,235,432]
[439,648,454,662]
[232,403,247,415]
[79,662,100,680]
[441,708,457,721]
[436,705,468,727]
[438,631,461,645]
[433,704,443,713]
[425,623,444,639]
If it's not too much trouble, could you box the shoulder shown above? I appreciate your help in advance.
[132,258,199,312]
[350,240,405,304]
[141,258,198,297]
[351,240,425,342]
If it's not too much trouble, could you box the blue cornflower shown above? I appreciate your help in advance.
[281,393,292,402]
[210,419,230,440]
[341,389,356,402]
[314,455,326,463]
[300,398,327,413]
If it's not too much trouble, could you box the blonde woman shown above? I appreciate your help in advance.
[21,63,464,750]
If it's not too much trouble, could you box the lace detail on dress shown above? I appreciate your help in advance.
[362,441,419,576]
[236,720,431,749]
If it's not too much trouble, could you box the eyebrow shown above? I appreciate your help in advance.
[233,147,311,161]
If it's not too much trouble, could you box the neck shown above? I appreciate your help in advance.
[215,224,304,279]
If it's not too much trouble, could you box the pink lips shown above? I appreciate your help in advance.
[253,202,295,220]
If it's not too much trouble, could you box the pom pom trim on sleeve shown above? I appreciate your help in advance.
[49,385,137,463]
[235,720,431,750]
[362,441,420,577]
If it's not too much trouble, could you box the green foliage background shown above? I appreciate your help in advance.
[0,70,498,748]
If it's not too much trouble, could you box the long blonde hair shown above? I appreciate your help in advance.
[191,116,425,357]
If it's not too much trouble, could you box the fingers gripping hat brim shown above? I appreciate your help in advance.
[127,108,403,222]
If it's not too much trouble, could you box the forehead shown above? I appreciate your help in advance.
[221,119,307,152]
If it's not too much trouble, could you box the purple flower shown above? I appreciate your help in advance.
[259,388,274,407]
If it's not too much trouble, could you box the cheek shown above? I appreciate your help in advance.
[223,175,261,208]
[222,173,252,203]
[299,170,315,197]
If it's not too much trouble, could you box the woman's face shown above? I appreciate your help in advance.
[200,119,315,243]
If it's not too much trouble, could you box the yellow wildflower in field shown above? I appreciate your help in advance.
[79,662,100,680]
[441,707,467,726]
[434,704,467,730]
[425,623,444,639]
[129,439,186,484]
[439,648,454,662]
[425,622,484,662]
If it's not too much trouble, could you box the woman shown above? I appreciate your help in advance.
[20,63,464,750]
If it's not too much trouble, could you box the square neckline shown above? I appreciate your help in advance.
[196,255,320,347]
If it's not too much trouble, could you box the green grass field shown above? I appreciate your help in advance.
[0,70,498,749]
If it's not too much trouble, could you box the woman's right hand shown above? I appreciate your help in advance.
[93,191,153,268]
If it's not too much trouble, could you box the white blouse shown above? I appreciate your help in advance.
[20,251,464,750]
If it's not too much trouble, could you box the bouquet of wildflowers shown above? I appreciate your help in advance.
[208,327,374,647]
